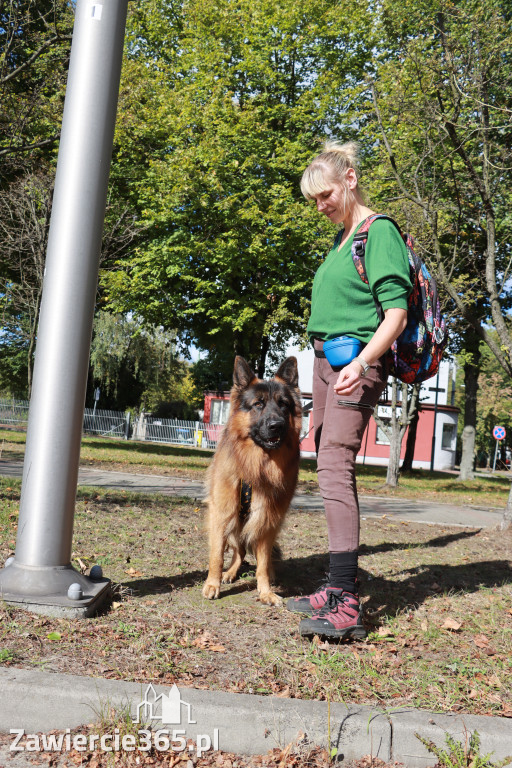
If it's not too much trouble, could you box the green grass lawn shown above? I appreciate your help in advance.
[1,427,510,508]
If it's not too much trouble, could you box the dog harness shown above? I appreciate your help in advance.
[239,480,252,521]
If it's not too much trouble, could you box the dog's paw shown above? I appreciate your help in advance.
[258,591,282,606]
[221,570,238,584]
[202,581,220,600]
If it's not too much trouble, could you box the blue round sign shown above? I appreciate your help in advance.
[493,426,506,440]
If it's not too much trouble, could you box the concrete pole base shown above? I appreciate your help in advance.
[0,561,111,619]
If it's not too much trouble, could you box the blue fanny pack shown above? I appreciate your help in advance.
[322,336,364,367]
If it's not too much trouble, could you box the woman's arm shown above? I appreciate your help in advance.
[333,307,407,395]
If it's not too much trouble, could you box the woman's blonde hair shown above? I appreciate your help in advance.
[300,140,361,201]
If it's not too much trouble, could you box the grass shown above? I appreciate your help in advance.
[1,475,511,719]
[1,427,511,508]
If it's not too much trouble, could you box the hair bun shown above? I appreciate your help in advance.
[323,140,359,170]
[300,139,361,200]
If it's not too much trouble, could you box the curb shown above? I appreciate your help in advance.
[1,668,511,766]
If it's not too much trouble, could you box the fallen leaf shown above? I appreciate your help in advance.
[442,618,462,632]
[124,567,143,577]
[47,632,62,642]
[377,627,394,637]
[468,689,479,699]
[473,634,489,648]
[420,621,428,632]
[276,686,291,698]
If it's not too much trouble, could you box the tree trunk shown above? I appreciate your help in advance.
[459,332,481,480]
[402,405,420,472]
[257,335,269,379]
[460,426,476,479]
[386,428,402,487]
[26,289,42,398]
[502,482,512,530]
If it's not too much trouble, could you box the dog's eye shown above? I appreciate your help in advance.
[278,399,290,410]
[253,401,264,409]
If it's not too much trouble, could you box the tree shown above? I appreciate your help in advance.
[102,0,373,375]
[365,0,512,523]
[0,173,52,395]
[457,328,481,480]
[475,343,512,465]
[88,311,197,412]
[0,0,73,180]
[373,380,421,487]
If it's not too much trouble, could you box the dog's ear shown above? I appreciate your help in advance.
[275,357,299,389]
[233,356,257,388]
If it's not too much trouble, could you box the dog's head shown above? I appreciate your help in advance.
[230,356,301,451]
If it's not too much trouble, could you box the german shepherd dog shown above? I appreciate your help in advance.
[202,356,302,605]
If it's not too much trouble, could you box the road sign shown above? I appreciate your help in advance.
[493,426,506,440]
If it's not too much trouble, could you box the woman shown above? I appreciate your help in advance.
[286,141,412,639]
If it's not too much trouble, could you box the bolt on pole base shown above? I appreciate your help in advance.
[0,561,111,619]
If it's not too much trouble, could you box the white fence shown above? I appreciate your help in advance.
[132,414,224,448]
[83,408,129,438]
[0,399,30,427]
[0,398,223,449]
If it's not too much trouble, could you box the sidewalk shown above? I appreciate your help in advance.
[1,667,512,767]
[0,458,506,528]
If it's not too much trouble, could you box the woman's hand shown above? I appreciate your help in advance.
[332,308,408,396]
[333,360,364,395]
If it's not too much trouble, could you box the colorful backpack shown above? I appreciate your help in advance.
[351,214,447,384]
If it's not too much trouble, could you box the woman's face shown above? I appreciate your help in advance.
[313,182,348,224]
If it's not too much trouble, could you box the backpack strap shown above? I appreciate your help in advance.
[351,214,404,323]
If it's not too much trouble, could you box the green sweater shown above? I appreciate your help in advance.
[307,218,412,343]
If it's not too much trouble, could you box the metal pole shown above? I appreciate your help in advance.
[0,0,128,617]
[492,440,499,473]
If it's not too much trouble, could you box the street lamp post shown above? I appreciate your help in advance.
[0,0,129,617]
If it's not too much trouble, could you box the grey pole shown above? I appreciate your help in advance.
[0,0,128,617]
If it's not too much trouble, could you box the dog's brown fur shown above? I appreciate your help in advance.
[202,356,302,605]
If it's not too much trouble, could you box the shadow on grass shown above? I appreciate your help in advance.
[81,438,212,459]
[359,528,481,556]
[275,550,512,620]
[361,559,512,623]
[121,568,208,596]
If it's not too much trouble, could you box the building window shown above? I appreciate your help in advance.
[442,423,455,450]
[210,399,230,425]
[376,418,391,445]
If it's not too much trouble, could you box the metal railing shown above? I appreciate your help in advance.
[133,415,224,448]
[83,408,129,438]
[0,399,30,427]
[0,398,225,448]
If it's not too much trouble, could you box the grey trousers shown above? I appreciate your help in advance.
[313,340,387,552]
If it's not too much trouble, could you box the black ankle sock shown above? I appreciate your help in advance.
[329,551,358,594]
